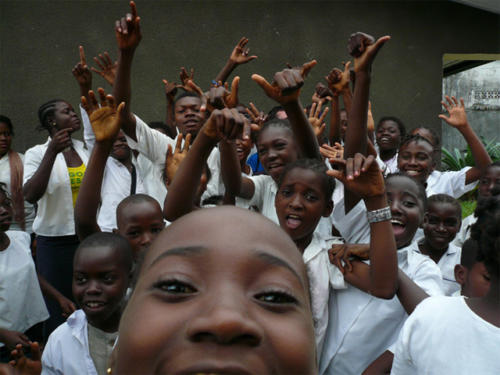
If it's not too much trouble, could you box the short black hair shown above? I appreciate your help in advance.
[0,115,14,135]
[267,105,285,120]
[470,195,500,278]
[76,232,133,272]
[278,158,335,201]
[427,194,461,220]
[410,126,441,148]
[376,116,406,138]
[386,172,427,210]
[116,194,161,223]
[174,91,201,105]
[399,133,434,152]
[460,238,481,269]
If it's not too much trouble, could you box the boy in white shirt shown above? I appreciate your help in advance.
[42,232,132,375]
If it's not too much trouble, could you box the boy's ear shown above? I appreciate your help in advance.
[422,213,429,227]
[323,200,334,217]
[454,264,467,285]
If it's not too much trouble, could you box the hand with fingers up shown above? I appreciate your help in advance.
[81,88,126,144]
[165,133,192,186]
[438,95,469,129]
[252,60,317,105]
[91,52,117,87]
[348,32,391,73]
[72,45,92,98]
[115,1,142,53]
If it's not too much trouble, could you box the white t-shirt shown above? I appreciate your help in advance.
[0,153,35,233]
[303,232,345,354]
[391,295,500,375]
[319,241,444,375]
[416,241,462,296]
[23,138,89,236]
[453,214,476,249]
[426,168,477,198]
[0,231,48,345]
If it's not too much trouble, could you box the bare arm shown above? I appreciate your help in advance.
[252,61,321,160]
[362,350,393,375]
[112,1,142,141]
[23,129,72,204]
[439,96,492,184]
[329,95,341,144]
[215,37,257,84]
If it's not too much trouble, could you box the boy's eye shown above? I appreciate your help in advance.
[126,230,140,238]
[74,275,87,284]
[427,216,439,225]
[151,226,163,234]
[255,290,298,305]
[154,279,197,295]
[305,192,318,202]
[103,274,117,283]
[280,188,292,197]
[417,153,430,161]
[403,200,416,208]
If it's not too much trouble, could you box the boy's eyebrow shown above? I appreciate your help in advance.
[253,250,304,287]
[148,246,206,269]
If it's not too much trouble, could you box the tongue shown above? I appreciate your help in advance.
[287,218,301,229]
[392,223,406,237]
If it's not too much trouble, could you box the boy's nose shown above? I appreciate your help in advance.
[186,287,263,346]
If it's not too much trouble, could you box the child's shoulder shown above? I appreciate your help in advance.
[4,230,31,256]
[46,310,87,345]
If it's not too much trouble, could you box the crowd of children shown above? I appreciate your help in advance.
[0,2,499,374]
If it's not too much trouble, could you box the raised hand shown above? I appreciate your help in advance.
[48,128,73,155]
[438,96,469,128]
[307,101,329,139]
[327,153,385,198]
[179,67,195,88]
[329,243,370,274]
[367,101,375,133]
[312,82,333,103]
[245,102,267,130]
[8,343,42,375]
[224,76,239,108]
[81,88,125,143]
[165,133,192,186]
[72,45,92,89]
[115,1,142,52]
[162,79,179,102]
[325,61,351,94]
[203,108,253,141]
[229,37,258,65]
[320,142,343,160]
[252,60,317,104]
[348,32,391,73]
[91,52,117,87]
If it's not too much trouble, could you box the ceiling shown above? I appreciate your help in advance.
[452,0,500,15]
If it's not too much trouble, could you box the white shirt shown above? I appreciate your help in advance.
[0,153,35,233]
[0,231,48,346]
[303,233,346,355]
[42,310,98,375]
[416,241,462,296]
[426,168,477,198]
[453,214,476,249]
[391,296,500,375]
[319,241,444,375]
[124,115,220,208]
[23,138,89,236]
[80,106,146,232]
[331,194,370,243]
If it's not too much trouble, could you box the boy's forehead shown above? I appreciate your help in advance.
[147,207,304,267]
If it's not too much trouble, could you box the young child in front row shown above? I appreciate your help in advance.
[417,194,462,295]
[41,232,132,375]
[391,196,500,374]
[112,206,318,375]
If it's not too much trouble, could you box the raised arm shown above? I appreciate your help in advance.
[215,37,257,84]
[252,60,321,160]
[328,154,398,299]
[343,32,390,212]
[112,1,141,141]
[439,95,492,184]
[91,51,117,87]
[72,45,92,102]
[162,78,179,135]
[75,89,125,240]
[163,108,250,221]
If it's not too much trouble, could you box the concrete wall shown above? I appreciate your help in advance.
[1,0,499,154]
[442,60,500,152]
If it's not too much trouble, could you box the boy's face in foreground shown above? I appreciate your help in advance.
[115,207,316,375]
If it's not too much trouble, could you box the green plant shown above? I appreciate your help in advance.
[442,138,500,171]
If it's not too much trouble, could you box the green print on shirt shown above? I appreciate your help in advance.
[69,171,84,186]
